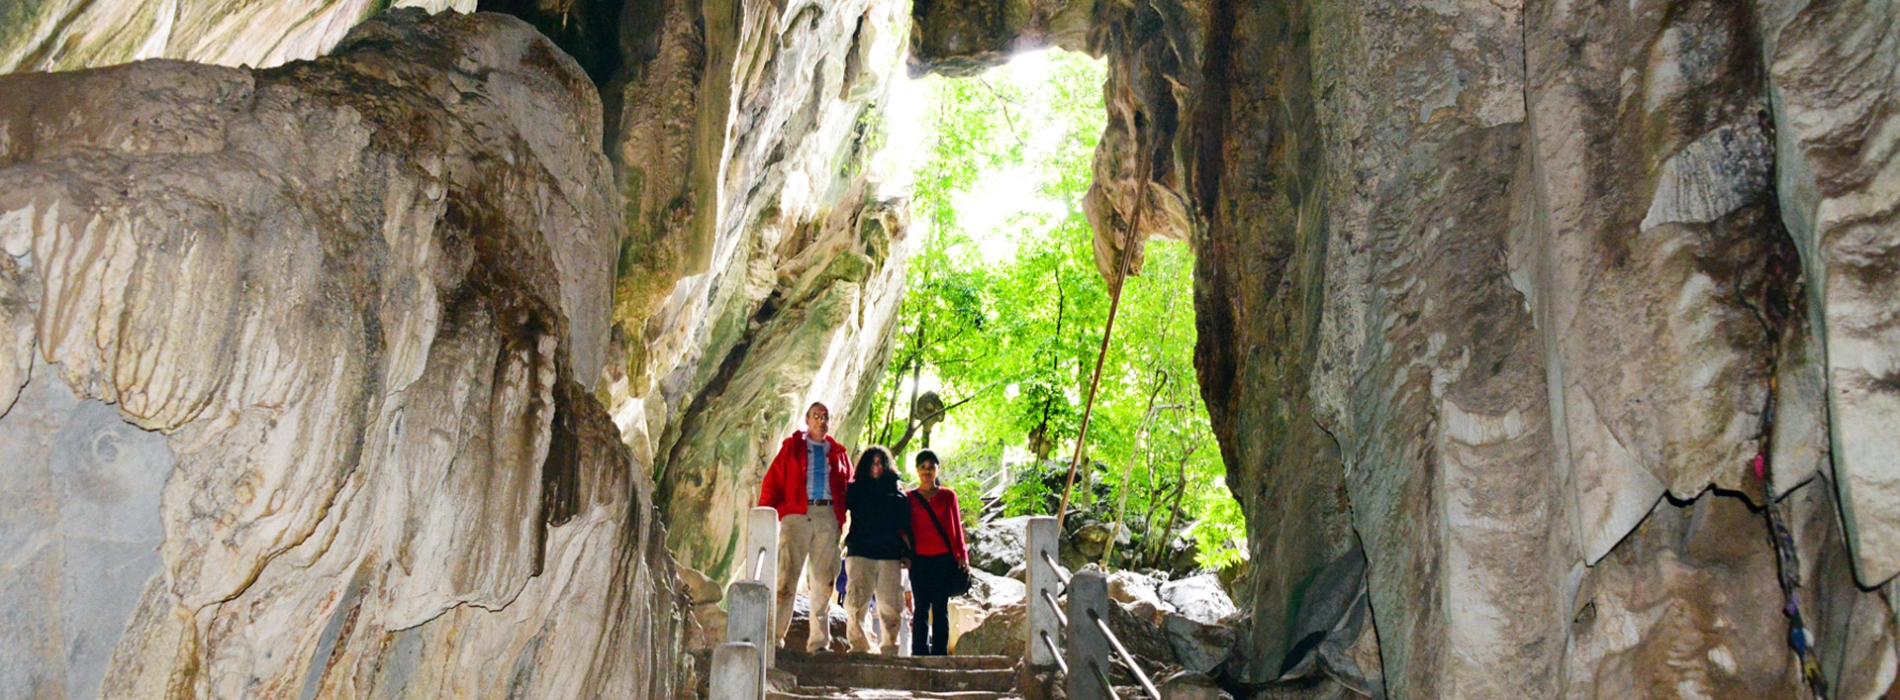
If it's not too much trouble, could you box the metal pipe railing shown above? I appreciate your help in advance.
[1089,660,1122,700]
[1090,609,1161,699]
[1040,631,1069,675]
[1042,589,1068,628]
[1041,551,1070,585]
[750,546,767,581]
[1027,515,1160,699]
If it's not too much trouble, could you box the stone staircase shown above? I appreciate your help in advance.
[769,650,1024,700]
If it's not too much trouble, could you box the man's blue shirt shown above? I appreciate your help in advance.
[807,439,830,500]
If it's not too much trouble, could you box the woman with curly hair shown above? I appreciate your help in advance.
[842,445,910,654]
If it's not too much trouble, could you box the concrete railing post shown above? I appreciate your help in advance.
[1065,570,1112,700]
[743,507,779,666]
[746,507,780,586]
[709,642,764,700]
[728,579,774,673]
[712,508,779,700]
[1025,516,1060,667]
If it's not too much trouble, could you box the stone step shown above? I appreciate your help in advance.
[777,650,1018,671]
[775,652,1019,694]
[768,689,1021,700]
[777,664,1019,694]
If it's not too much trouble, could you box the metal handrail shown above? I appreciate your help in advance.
[1089,609,1161,699]
[750,546,768,581]
[1040,631,1068,675]
[1041,552,1070,585]
[1089,660,1122,700]
[1026,516,1159,699]
[1034,570,1159,698]
[1041,589,1068,627]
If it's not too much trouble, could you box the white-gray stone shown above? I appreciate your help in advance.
[969,515,1035,575]
[0,361,174,699]
[1159,575,1236,626]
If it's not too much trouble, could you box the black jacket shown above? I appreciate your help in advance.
[844,477,912,560]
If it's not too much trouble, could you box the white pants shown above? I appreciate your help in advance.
[844,557,904,655]
[774,512,842,651]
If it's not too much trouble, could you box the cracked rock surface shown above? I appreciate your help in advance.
[0,11,680,698]
[910,0,1900,697]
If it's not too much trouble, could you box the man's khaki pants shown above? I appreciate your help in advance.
[774,512,842,651]
[844,556,904,655]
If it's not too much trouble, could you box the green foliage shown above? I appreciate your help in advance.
[941,469,988,526]
[1189,487,1248,570]
[871,51,1244,574]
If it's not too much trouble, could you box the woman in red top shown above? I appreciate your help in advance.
[905,449,968,656]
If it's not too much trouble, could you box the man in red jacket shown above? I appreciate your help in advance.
[758,401,853,651]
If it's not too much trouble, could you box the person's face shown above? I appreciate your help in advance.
[805,404,830,438]
[870,453,887,478]
[915,460,937,484]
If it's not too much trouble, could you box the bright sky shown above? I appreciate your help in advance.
[876,49,1079,266]
[873,49,1101,465]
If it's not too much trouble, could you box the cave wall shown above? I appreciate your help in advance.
[600,0,914,581]
[0,0,919,691]
[0,11,682,698]
[912,0,1900,696]
[2,0,1893,694]
[0,0,476,73]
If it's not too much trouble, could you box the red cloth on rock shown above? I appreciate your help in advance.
[906,487,966,562]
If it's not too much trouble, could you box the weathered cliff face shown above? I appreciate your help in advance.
[0,0,475,73]
[2,0,1891,694]
[599,0,913,580]
[0,11,680,698]
[0,0,919,690]
[913,0,1900,697]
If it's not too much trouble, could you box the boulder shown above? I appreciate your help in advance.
[1160,575,1238,626]
[1109,570,1177,624]
[967,569,1027,609]
[678,564,724,606]
[1075,522,1119,559]
[969,515,1035,575]
[686,603,728,650]
[954,603,1026,657]
[1104,598,1178,669]
[1163,614,1238,676]
[1157,671,1232,700]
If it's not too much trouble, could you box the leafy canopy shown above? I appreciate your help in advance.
[869,50,1244,571]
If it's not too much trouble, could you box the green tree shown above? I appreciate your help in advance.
[872,51,1245,572]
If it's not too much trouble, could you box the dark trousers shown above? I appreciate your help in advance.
[910,553,958,656]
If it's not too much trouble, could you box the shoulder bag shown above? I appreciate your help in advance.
[910,490,972,597]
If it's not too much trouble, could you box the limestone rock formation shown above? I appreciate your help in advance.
[909,0,1900,696]
[0,11,680,698]
[1,0,474,73]
[1,0,1893,695]
[609,0,915,581]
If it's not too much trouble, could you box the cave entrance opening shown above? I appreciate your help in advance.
[860,48,1244,577]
